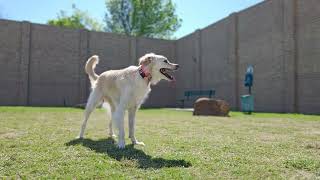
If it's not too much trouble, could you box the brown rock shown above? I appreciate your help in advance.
[193,98,230,116]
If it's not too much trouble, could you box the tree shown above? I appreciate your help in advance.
[105,0,181,39]
[47,5,104,31]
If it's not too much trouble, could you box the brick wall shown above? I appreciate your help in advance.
[175,0,319,114]
[0,20,177,108]
[0,0,319,114]
[296,0,320,114]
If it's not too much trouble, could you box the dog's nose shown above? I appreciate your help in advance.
[175,64,180,70]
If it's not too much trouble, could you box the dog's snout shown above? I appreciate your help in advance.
[175,64,180,70]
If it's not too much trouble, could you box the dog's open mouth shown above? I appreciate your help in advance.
[160,68,175,80]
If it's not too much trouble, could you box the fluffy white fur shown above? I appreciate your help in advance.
[78,53,179,149]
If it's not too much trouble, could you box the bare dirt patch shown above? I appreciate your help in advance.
[0,131,24,139]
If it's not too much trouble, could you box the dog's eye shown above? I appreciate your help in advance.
[163,60,168,63]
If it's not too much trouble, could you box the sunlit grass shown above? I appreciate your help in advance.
[1,107,319,179]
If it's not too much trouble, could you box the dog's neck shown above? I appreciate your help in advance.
[138,65,152,83]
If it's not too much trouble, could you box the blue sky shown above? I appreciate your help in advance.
[0,0,263,38]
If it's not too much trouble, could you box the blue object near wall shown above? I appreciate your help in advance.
[244,65,254,95]
[244,73,253,87]
[244,65,254,87]
[241,95,254,113]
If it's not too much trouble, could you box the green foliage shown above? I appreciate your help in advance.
[105,0,182,39]
[47,5,103,31]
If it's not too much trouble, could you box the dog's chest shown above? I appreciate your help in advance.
[129,85,151,107]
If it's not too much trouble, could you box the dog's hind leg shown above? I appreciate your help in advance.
[109,121,116,138]
[78,88,102,139]
[128,107,145,146]
[102,101,116,138]
[109,105,116,138]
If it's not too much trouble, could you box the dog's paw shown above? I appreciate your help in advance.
[110,134,117,139]
[76,135,83,139]
[117,141,125,149]
[132,140,145,146]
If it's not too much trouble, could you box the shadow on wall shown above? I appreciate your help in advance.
[65,138,192,169]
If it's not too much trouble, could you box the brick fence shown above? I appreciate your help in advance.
[0,0,319,114]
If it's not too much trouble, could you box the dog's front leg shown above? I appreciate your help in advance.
[113,91,132,149]
[128,107,145,146]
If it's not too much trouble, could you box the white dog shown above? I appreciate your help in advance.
[78,53,179,149]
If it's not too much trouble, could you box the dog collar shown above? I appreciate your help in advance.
[138,65,152,83]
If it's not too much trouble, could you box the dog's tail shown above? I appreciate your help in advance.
[85,55,99,86]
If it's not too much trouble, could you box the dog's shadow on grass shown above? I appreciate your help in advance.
[65,138,191,169]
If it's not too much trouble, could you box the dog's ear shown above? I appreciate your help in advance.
[138,54,153,66]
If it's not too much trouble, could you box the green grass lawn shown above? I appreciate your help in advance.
[0,107,320,179]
